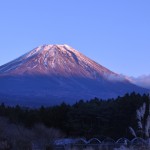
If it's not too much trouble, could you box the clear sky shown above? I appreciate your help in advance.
[0,0,149,77]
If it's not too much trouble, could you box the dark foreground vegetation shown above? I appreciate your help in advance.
[0,118,63,149]
[0,92,149,140]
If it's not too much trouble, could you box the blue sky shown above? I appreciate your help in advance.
[0,0,149,77]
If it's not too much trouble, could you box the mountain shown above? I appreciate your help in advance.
[0,44,148,106]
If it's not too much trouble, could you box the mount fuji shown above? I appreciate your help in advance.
[0,44,148,106]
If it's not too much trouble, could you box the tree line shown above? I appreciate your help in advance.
[0,92,149,140]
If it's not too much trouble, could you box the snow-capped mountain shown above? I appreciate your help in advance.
[0,44,148,106]
[0,44,117,79]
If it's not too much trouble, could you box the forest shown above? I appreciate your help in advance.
[0,92,149,141]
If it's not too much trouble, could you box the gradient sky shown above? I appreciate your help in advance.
[0,0,149,77]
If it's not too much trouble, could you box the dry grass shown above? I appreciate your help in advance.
[68,147,94,150]
[114,145,150,150]
[64,145,150,150]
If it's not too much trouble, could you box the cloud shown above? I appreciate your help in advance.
[130,75,150,89]
[103,73,127,82]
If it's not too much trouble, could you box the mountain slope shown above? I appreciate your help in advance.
[0,44,148,106]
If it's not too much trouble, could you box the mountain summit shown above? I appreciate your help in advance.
[0,44,148,106]
[0,44,117,79]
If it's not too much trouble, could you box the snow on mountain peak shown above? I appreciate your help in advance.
[0,44,126,82]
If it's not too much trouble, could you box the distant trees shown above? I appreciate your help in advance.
[0,92,149,141]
